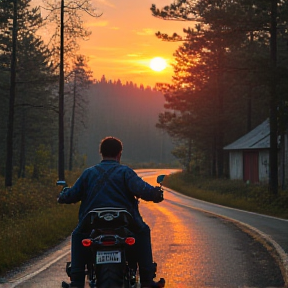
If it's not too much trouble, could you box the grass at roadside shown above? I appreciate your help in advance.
[0,205,78,276]
[0,171,80,277]
[1,169,288,277]
[163,172,288,219]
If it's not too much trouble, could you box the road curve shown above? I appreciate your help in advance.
[2,168,287,288]
[161,186,288,285]
[138,169,288,286]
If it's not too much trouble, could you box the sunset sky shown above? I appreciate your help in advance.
[36,0,188,87]
[80,0,187,87]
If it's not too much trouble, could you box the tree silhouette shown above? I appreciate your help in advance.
[2,0,51,186]
[66,55,93,171]
[42,0,102,180]
[151,0,288,185]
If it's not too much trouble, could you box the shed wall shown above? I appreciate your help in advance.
[229,151,243,180]
[243,151,259,183]
[259,150,269,183]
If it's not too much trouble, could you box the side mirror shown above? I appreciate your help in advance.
[156,175,166,185]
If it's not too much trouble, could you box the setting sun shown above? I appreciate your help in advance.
[149,57,167,72]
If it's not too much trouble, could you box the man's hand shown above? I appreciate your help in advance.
[153,187,164,203]
[57,187,69,204]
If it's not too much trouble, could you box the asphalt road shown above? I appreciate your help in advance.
[141,171,286,288]
[140,198,284,287]
[2,169,287,288]
[164,186,288,255]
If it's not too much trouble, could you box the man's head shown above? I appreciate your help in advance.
[100,136,123,160]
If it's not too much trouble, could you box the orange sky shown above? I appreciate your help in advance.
[36,0,188,87]
[80,0,188,87]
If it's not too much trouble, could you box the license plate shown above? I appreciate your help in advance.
[96,251,121,264]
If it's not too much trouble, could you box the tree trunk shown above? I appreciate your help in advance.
[269,0,278,196]
[69,71,77,171]
[247,85,252,132]
[58,0,65,180]
[247,32,254,133]
[211,137,217,177]
[5,0,18,187]
[18,109,26,178]
[216,52,224,177]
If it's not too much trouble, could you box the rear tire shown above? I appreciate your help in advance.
[96,264,125,288]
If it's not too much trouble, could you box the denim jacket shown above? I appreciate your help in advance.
[58,160,161,228]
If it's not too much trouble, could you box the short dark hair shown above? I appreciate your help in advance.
[100,136,123,157]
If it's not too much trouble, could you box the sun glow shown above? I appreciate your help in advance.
[149,57,167,72]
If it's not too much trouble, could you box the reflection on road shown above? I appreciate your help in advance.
[140,200,211,287]
[140,171,284,288]
[6,169,284,288]
[141,174,210,287]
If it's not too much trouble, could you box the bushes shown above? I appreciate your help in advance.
[0,205,78,275]
[0,171,80,276]
[164,172,288,219]
[0,177,56,220]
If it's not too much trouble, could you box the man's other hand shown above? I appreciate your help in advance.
[153,187,164,203]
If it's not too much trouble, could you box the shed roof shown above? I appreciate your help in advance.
[224,119,270,150]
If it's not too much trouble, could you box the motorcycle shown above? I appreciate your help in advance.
[57,174,166,288]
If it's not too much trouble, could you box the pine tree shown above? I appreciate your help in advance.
[151,0,288,184]
[65,55,93,171]
[0,1,13,173]
[15,30,57,179]
[1,0,57,183]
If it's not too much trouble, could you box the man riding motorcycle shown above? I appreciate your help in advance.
[57,136,165,288]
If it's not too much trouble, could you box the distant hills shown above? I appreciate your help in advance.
[78,79,176,166]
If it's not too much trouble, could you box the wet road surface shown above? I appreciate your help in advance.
[142,173,285,288]
[2,169,285,288]
[164,186,288,255]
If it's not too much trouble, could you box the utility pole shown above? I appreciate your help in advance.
[58,0,65,181]
[5,0,18,187]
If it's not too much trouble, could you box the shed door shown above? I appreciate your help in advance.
[243,151,259,183]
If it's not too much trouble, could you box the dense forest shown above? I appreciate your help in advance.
[0,0,59,180]
[0,0,177,187]
[151,0,288,195]
[1,0,288,196]
[77,77,175,166]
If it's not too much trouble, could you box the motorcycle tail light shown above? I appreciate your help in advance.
[125,237,135,245]
[102,240,116,246]
[101,235,117,246]
[82,239,92,247]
